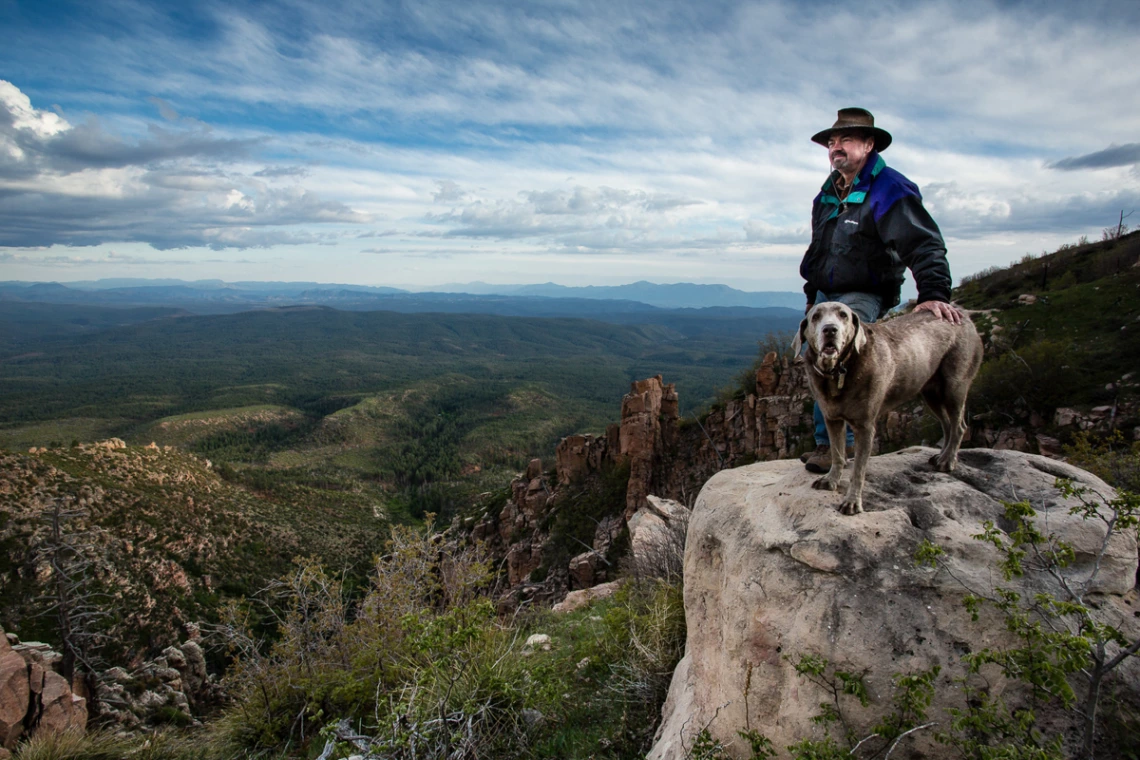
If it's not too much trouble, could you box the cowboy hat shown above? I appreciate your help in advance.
[811,107,892,152]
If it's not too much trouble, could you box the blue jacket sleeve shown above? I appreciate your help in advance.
[874,195,952,304]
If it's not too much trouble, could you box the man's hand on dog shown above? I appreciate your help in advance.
[914,300,964,325]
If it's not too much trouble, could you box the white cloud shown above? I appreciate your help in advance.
[0,80,69,141]
[0,80,372,249]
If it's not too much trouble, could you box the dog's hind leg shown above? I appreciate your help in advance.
[921,383,951,460]
[839,421,874,515]
[929,376,969,473]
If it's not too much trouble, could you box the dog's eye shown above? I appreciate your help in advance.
[839,312,847,320]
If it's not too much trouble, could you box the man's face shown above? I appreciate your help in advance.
[827,131,875,175]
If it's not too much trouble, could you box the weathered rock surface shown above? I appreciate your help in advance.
[97,631,221,728]
[552,581,622,613]
[0,628,86,749]
[627,495,689,579]
[0,637,29,749]
[0,625,219,742]
[621,377,679,518]
[649,448,1140,759]
[36,671,86,736]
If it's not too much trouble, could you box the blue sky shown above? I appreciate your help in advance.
[1,0,1138,291]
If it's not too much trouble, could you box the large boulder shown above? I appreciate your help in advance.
[628,495,689,579]
[36,671,86,736]
[0,629,89,747]
[649,447,1140,759]
[0,636,28,749]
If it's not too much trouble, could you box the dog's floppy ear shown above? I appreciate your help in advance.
[851,311,868,354]
[792,317,807,355]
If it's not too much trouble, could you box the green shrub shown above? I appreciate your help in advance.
[543,459,630,569]
[1053,270,1078,290]
[153,706,195,728]
[1063,430,1140,492]
[210,521,543,758]
[209,514,688,759]
[523,577,687,758]
[971,339,1089,421]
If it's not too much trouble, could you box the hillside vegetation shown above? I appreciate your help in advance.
[957,230,1140,431]
[0,440,389,666]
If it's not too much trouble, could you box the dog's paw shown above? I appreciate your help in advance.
[812,476,840,492]
[929,454,958,473]
[839,498,864,516]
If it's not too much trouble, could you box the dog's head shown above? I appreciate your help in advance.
[794,302,867,371]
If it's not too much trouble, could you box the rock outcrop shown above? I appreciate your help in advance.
[97,633,220,729]
[621,377,680,518]
[0,637,29,748]
[467,363,979,607]
[0,630,87,750]
[648,448,1140,759]
[0,626,221,746]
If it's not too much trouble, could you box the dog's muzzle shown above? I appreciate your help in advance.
[816,327,841,368]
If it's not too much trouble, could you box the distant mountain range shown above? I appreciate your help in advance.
[0,278,804,313]
[431,281,806,309]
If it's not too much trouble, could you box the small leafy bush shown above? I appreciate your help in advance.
[209,514,687,759]
[1063,430,1140,492]
[971,339,1089,421]
[211,520,514,756]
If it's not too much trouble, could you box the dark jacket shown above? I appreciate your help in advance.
[799,151,952,316]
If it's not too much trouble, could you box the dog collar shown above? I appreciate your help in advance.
[821,363,848,394]
[834,365,848,390]
[811,342,855,394]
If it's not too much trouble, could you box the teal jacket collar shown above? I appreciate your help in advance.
[819,152,886,216]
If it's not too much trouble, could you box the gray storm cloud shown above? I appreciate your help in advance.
[0,80,369,250]
[1049,143,1140,171]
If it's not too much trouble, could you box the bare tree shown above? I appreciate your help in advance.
[1101,209,1133,241]
[36,497,109,709]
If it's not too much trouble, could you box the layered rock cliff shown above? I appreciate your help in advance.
[468,356,821,607]
[471,349,1007,606]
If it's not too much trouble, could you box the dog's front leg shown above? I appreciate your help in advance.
[839,422,874,515]
[811,415,847,493]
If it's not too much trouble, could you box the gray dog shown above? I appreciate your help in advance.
[793,302,983,515]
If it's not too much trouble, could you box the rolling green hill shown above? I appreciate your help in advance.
[0,305,797,522]
[955,230,1140,427]
[0,306,784,424]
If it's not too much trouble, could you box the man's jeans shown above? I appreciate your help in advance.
[809,292,882,446]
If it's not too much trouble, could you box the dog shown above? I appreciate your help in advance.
[792,302,983,515]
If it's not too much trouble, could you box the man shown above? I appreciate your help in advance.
[799,107,962,473]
